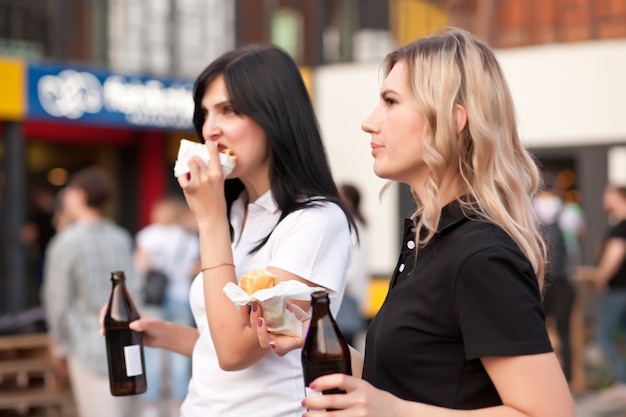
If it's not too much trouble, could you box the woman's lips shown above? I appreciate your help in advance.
[217,144,235,158]
[371,142,384,156]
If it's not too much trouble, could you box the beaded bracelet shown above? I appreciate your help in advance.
[200,262,235,272]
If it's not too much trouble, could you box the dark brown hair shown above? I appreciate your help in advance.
[192,45,355,252]
[339,183,366,226]
[67,166,116,212]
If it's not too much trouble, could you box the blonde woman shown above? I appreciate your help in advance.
[251,28,575,416]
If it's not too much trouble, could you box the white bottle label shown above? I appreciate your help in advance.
[123,345,143,377]
[304,388,324,413]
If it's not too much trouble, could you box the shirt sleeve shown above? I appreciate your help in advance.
[135,226,157,256]
[454,245,553,360]
[609,220,626,240]
[267,203,352,297]
[42,234,76,353]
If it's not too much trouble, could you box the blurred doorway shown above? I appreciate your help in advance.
[533,145,608,267]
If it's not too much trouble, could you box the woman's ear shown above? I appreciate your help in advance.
[454,104,468,135]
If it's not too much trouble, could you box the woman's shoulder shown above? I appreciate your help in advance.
[450,218,527,260]
[610,219,626,236]
[279,198,350,232]
[303,198,348,221]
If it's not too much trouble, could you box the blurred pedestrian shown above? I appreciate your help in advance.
[102,45,355,417]
[533,171,577,383]
[42,166,140,417]
[336,183,369,346]
[560,194,586,278]
[251,27,575,416]
[51,188,73,233]
[593,184,626,399]
[134,196,199,417]
[21,186,56,293]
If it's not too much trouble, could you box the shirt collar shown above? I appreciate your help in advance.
[410,197,479,235]
[437,199,470,232]
[249,189,279,214]
[232,189,280,217]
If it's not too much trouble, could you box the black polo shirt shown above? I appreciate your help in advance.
[362,201,552,409]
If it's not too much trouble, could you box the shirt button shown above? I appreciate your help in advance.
[399,264,405,272]
[407,240,416,250]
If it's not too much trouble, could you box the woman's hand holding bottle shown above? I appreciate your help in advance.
[300,374,405,416]
[99,301,165,349]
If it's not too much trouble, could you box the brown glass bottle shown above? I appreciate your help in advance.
[301,290,352,409]
[104,271,147,396]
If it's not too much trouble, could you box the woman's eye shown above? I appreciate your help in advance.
[224,106,238,115]
[384,96,396,106]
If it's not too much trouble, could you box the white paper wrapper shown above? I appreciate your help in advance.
[223,281,324,337]
[173,139,236,178]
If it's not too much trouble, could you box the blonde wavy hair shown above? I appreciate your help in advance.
[384,28,545,288]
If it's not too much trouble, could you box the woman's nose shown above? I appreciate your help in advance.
[361,109,378,134]
[202,117,221,142]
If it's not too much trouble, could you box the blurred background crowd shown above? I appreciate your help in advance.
[1,0,626,416]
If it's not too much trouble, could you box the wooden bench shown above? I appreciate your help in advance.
[0,332,76,416]
[0,389,75,416]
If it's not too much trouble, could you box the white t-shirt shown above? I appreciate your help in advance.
[136,224,200,301]
[181,191,352,417]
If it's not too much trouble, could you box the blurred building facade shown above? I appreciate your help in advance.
[1,0,625,313]
[0,0,234,314]
[313,0,626,277]
[449,0,626,272]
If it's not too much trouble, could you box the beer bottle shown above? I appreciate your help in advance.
[301,290,352,408]
[104,271,147,396]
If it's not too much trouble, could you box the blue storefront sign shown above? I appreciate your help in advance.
[27,62,195,130]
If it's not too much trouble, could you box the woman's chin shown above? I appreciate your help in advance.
[373,164,394,181]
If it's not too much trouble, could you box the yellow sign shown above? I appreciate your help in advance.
[0,57,25,120]
[365,277,391,319]
[390,0,448,46]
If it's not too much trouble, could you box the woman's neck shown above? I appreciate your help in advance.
[240,177,271,203]
[412,168,462,208]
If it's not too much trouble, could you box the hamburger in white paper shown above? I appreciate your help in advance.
[173,139,236,178]
[223,280,324,337]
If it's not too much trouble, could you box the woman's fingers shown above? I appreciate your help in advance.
[239,304,253,328]
[204,141,222,174]
[249,303,271,346]
[247,301,309,355]
[98,302,109,336]
[309,373,353,392]
[302,375,397,416]
[187,156,208,184]
[185,142,221,184]
[256,319,271,349]
[303,374,352,412]
[286,302,311,321]
[128,319,161,348]
[257,318,305,356]
[128,319,145,332]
